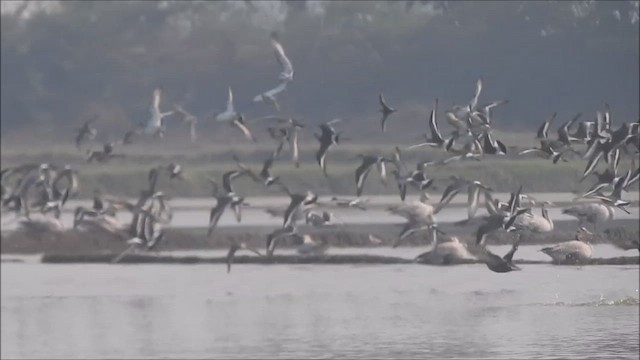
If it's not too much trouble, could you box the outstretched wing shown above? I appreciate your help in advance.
[271,35,294,80]
[226,87,234,114]
[152,88,162,114]
[264,81,288,97]
[379,93,393,112]
[470,78,482,110]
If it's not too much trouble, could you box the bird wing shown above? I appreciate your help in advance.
[583,151,603,179]
[231,201,243,223]
[428,99,444,143]
[470,78,482,110]
[264,81,288,97]
[326,118,342,126]
[435,182,463,214]
[271,36,294,80]
[226,87,234,114]
[152,88,161,114]
[379,93,392,112]
[480,99,509,112]
[376,159,388,185]
[316,142,332,175]
[355,160,373,197]
[290,128,300,167]
[392,146,408,174]
[208,198,230,236]
[445,112,468,132]
[283,196,304,228]
[232,118,256,142]
[380,112,390,133]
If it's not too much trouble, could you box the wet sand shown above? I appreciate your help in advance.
[2,219,638,256]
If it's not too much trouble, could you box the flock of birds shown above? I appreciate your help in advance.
[2,33,639,274]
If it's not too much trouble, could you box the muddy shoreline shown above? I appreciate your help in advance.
[2,219,638,255]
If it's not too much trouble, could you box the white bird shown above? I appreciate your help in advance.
[562,202,614,233]
[540,227,594,263]
[215,87,237,122]
[173,104,198,143]
[271,32,294,82]
[214,87,255,141]
[145,88,174,137]
[252,33,294,111]
[451,78,482,119]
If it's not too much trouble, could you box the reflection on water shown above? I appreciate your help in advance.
[2,263,639,359]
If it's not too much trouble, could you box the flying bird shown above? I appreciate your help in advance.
[315,118,342,177]
[173,104,198,143]
[252,33,294,111]
[379,93,397,132]
[144,87,174,138]
[279,184,318,229]
[407,99,448,150]
[271,32,294,82]
[354,155,390,197]
[215,87,255,141]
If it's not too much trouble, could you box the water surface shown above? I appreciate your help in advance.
[2,261,638,359]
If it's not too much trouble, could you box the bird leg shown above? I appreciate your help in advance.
[111,244,137,263]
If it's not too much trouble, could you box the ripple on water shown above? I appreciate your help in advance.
[537,296,640,307]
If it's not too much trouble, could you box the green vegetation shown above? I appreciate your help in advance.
[3,135,633,198]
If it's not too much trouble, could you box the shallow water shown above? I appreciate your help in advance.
[156,244,635,261]
[2,260,638,359]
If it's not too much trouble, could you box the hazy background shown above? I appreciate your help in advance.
[1,0,639,145]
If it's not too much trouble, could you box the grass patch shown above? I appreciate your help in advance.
[2,136,635,197]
